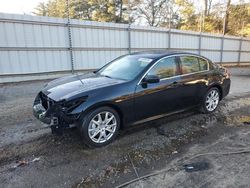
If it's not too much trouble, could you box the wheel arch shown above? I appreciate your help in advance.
[80,102,124,129]
[208,84,223,100]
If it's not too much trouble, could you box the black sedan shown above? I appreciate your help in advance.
[33,51,231,147]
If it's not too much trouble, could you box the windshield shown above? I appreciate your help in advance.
[97,55,153,80]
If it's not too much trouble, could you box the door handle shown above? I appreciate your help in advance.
[171,81,182,87]
[171,81,183,87]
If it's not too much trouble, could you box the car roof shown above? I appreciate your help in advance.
[130,50,202,60]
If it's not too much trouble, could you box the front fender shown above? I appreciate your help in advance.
[73,101,127,128]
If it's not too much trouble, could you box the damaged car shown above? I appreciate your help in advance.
[33,51,231,147]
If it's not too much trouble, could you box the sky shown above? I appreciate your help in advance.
[0,0,47,14]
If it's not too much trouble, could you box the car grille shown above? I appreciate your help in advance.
[40,92,55,110]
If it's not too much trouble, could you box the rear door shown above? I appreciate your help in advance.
[176,55,209,107]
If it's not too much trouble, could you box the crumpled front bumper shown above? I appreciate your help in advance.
[33,92,80,133]
[33,93,61,127]
[33,102,52,125]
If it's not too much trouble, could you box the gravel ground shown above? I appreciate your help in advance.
[0,71,250,188]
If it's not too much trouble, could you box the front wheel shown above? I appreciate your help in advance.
[79,107,120,147]
[201,87,220,113]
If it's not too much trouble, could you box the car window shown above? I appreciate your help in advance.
[198,58,208,71]
[180,56,200,74]
[97,55,152,80]
[148,57,178,79]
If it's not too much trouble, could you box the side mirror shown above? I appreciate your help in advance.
[143,75,160,84]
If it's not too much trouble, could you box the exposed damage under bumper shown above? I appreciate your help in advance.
[33,92,79,134]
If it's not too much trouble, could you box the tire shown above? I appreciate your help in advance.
[200,87,220,114]
[79,106,120,148]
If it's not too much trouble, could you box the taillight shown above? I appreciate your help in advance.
[219,67,230,78]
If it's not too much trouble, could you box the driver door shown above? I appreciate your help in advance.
[134,56,184,121]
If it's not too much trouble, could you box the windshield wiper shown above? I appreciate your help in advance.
[102,75,113,79]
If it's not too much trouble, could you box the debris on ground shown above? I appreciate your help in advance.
[123,168,131,174]
[239,116,250,125]
[172,151,178,154]
[12,157,41,169]
[183,161,210,172]
[105,166,115,176]
[31,157,40,162]
[13,160,29,168]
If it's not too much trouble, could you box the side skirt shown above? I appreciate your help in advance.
[130,105,199,126]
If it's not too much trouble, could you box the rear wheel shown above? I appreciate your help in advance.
[79,107,120,147]
[201,87,220,113]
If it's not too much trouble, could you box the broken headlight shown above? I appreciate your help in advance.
[61,96,87,112]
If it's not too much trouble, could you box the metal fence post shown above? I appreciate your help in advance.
[66,0,74,74]
[238,37,243,66]
[220,35,224,65]
[168,28,171,50]
[198,32,202,55]
[128,24,131,54]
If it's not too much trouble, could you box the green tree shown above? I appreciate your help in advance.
[203,0,213,16]
[203,1,250,36]
[175,0,198,31]
[33,0,76,18]
[240,24,250,36]
[33,2,48,16]
[135,0,169,26]
[227,3,250,36]
[89,0,127,23]
[33,0,129,23]
[72,0,93,19]
[33,0,250,37]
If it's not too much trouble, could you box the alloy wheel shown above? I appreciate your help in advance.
[205,89,219,112]
[88,111,117,143]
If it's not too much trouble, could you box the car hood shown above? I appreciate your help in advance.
[42,72,125,101]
